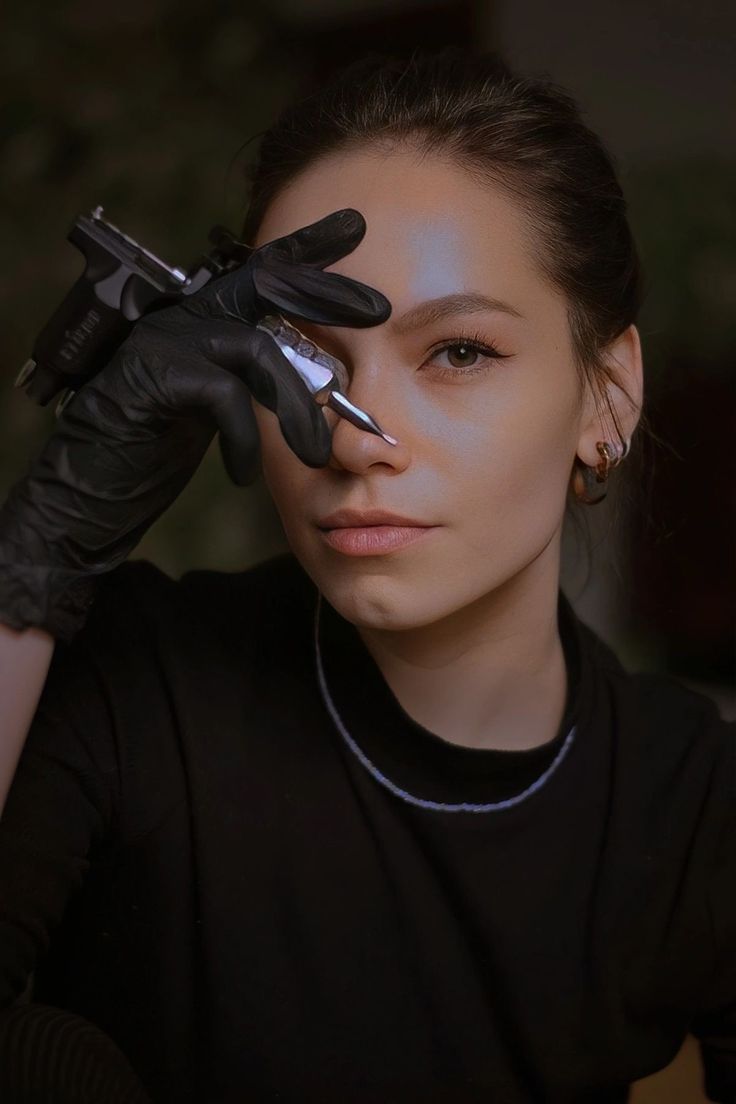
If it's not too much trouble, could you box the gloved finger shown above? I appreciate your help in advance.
[179,266,257,324]
[217,417,263,487]
[181,207,387,327]
[198,324,334,468]
[203,362,332,479]
[252,256,392,327]
[153,322,333,473]
[183,250,391,330]
[258,207,368,268]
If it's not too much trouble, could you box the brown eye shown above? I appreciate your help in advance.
[446,343,481,368]
[426,336,509,381]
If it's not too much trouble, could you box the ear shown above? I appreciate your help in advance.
[576,324,644,465]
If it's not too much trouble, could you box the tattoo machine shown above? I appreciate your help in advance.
[255,314,397,445]
[13,206,398,446]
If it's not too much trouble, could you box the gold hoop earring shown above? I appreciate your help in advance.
[570,438,629,505]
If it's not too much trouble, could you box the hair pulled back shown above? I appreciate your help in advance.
[241,47,645,495]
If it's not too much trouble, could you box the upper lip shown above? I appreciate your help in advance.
[317,508,434,529]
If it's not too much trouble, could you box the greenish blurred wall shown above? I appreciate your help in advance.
[1,0,317,576]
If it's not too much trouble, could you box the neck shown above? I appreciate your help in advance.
[354,550,569,753]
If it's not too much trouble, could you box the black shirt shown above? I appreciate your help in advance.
[0,552,734,1103]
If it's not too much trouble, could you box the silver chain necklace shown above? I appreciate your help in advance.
[313,592,578,815]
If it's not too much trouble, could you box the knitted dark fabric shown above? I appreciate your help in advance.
[0,1001,152,1102]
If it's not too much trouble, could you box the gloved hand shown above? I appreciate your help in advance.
[0,208,390,643]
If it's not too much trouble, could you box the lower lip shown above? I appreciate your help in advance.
[319,525,437,556]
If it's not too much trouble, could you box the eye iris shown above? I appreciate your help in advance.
[447,343,478,368]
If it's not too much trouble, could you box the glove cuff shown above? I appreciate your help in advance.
[0,554,103,644]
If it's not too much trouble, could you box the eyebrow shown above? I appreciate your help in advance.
[390,292,524,335]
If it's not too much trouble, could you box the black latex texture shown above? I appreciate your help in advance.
[0,209,391,643]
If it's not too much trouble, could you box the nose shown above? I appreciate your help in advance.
[326,387,411,475]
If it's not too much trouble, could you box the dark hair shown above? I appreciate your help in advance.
[240,48,653,578]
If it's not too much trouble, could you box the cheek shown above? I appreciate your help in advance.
[433,399,555,487]
[466,364,578,469]
[445,377,578,538]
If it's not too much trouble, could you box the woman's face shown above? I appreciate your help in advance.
[251,146,589,632]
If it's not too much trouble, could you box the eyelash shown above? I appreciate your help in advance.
[425,331,512,380]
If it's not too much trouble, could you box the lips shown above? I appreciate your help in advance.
[317,508,433,530]
[321,525,436,556]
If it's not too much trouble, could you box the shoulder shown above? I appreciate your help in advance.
[32,553,318,828]
[603,658,734,871]
[607,660,734,769]
[571,605,733,767]
[628,670,733,830]
[60,551,318,684]
[81,549,315,637]
[570,607,734,840]
[176,549,316,627]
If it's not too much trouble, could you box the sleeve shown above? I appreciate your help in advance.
[0,1002,153,1102]
[690,714,736,1103]
[0,558,171,1010]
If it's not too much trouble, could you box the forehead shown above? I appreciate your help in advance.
[252,146,545,311]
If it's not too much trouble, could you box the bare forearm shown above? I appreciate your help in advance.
[0,621,54,817]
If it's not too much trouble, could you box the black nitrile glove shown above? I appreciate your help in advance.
[0,208,391,643]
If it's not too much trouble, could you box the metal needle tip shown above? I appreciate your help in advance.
[326,390,398,447]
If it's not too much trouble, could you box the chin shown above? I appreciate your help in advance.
[310,567,446,632]
[286,531,464,632]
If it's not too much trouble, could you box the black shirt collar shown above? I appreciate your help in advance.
[316,586,594,807]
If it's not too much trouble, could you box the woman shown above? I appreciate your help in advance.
[0,48,733,1104]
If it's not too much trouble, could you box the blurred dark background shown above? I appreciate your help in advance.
[1,0,734,719]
